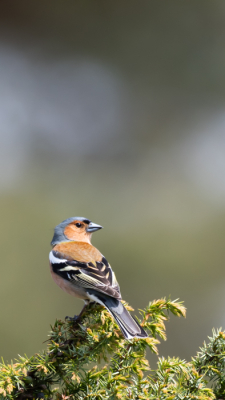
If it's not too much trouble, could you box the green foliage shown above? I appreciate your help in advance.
[0,299,224,399]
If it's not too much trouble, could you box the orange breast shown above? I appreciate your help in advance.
[54,241,103,263]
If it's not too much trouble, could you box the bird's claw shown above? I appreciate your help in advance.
[65,315,81,323]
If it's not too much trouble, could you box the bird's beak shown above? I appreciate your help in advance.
[86,222,103,232]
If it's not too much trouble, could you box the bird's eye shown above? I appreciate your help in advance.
[75,223,82,228]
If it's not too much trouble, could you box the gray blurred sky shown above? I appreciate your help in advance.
[1,1,225,206]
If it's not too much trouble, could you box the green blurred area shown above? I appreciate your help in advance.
[0,0,225,367]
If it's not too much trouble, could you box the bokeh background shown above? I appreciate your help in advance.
[1,0,225,367]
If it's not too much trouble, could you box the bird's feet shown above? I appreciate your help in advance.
[65,314,81,323]
[65,302,89,324]
[65,301,97,325]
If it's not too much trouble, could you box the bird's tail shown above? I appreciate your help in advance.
[87,290,148,339]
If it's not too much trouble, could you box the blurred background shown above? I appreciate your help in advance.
[0,0,225,367]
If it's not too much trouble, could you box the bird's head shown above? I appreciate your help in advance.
[51,217,103,246]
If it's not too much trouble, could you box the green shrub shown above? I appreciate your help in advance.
[0,298,224,399]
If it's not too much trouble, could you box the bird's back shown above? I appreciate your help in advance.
[54,241,103,264]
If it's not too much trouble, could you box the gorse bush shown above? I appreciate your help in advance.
[0,298,224,399]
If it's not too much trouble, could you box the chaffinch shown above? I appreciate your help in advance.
[49,217,148,339]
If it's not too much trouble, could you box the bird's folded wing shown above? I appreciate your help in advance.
[50,250,121,300]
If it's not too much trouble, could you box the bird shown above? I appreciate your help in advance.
[49,217,148,339]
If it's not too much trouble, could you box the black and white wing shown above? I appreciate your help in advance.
[49,250,121,300]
